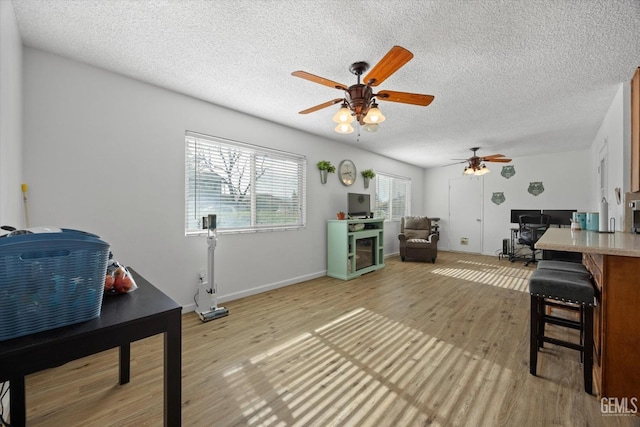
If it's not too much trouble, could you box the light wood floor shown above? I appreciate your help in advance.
[21,252,640,426]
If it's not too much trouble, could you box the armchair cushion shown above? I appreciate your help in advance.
[404,229,429,241]
[405,238,434,247]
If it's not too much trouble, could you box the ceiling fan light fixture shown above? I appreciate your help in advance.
[332,104,354,124]
[335,123,354,134]
[475,164,490,175]
[363,101,385,124]
[363,123,379,133]
[463,163,490,176]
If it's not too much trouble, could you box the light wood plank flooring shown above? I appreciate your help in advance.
[21,252,640,426]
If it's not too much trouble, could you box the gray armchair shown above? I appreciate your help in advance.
[398,216,438,263]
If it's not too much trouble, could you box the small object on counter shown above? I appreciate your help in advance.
[586,212,599,231]
[599,197,609,232]
[570,219,581,231]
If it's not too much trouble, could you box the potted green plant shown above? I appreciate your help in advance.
[361,169,376,188]
[317,160,336,184]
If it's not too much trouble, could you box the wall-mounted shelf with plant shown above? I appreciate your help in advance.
[317,160,336,184]
[361,169,376,188]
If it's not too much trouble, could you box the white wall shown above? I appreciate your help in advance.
[424,149,592,256]
[0,0,23,229]
[590,83,627,230]
[0,0,23,415]
[22,48,424,311]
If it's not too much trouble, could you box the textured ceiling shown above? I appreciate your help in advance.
[10,0,640,168]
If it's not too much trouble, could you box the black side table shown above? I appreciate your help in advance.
[0,268,182,426]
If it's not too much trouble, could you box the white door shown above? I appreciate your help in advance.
[449,177,482,253]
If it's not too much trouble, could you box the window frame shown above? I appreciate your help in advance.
[185,131,307,236]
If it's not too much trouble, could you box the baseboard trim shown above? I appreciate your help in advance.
[182,270,327,313]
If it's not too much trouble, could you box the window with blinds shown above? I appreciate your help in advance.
[185,131,307,234]
[374,173,411,220]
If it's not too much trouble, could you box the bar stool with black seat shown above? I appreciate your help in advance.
[535,259,591,326]
[528,268,595,394]
[536,259,589,275]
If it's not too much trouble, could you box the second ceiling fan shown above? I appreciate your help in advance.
[453,147,512,176]
[292,45,434,134]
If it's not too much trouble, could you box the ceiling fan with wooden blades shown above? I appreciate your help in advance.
[292,46,434,134]
[452,147,512,175]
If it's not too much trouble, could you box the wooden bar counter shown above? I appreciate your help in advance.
[536,228,640,401]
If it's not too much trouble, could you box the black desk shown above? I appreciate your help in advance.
[0,268,182,426]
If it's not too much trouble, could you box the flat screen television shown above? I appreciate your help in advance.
[348,193,371,218]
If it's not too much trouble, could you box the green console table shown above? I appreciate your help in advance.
[327,218,385,280]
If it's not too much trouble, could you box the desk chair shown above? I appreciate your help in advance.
[518,214,551,266]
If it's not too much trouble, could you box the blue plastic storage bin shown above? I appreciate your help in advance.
[0,229,110,341]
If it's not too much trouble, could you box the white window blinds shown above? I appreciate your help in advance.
[374,173,411,220]
[185,131,306,234]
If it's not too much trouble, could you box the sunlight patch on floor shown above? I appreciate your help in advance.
[431,261,532,292]
[221,307,514,426]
